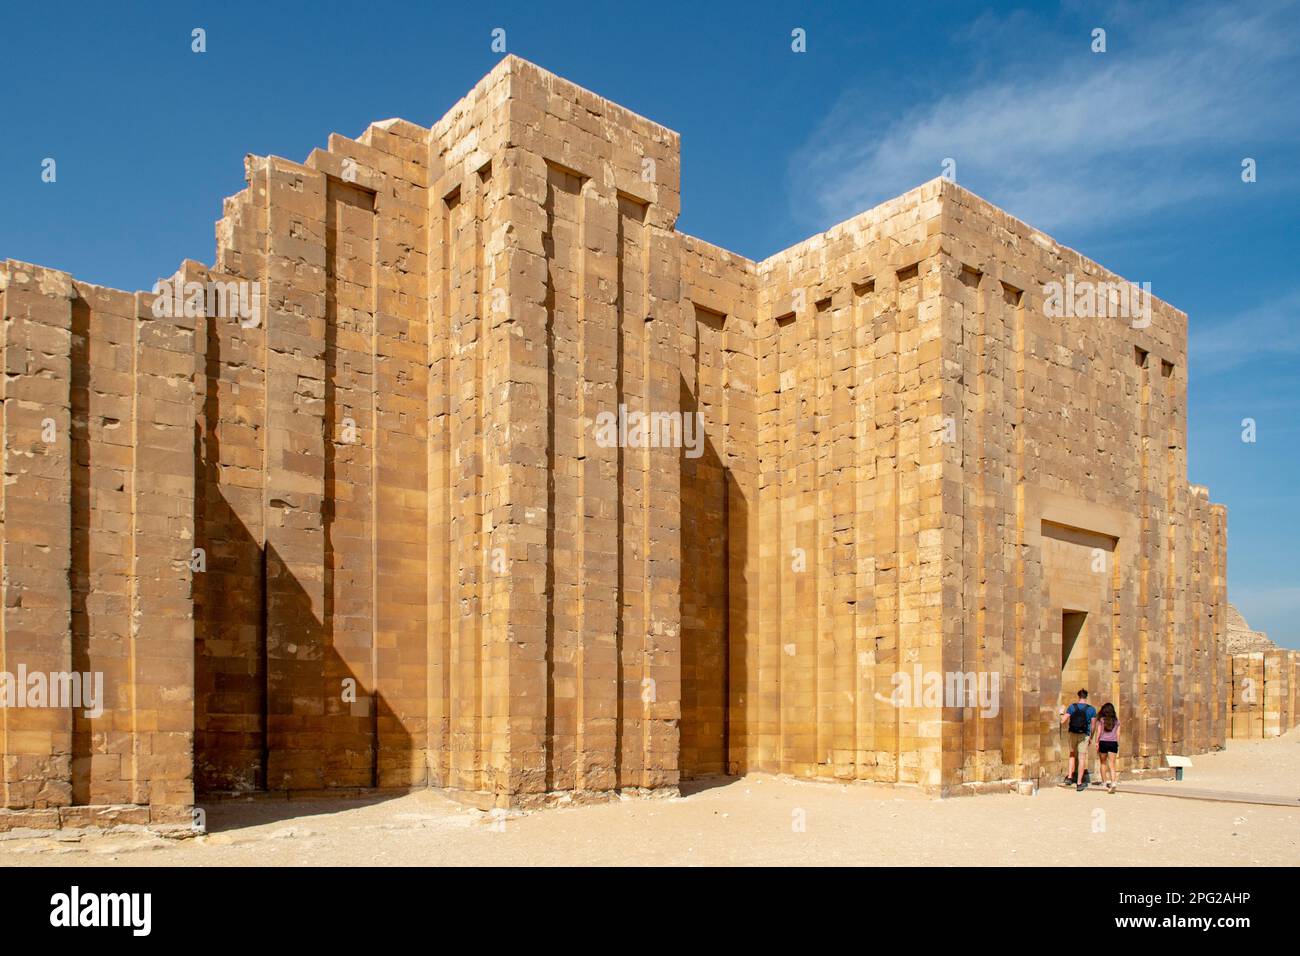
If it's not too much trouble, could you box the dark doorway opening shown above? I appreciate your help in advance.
[1062,610,1088,702]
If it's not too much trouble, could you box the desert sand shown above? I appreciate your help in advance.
[3,730,1296,867]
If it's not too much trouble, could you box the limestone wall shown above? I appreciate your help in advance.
[934,183,1228,789]
[0,56,1238,818]
[0,261,195,826]
[689,178,1229,792]
[190,111,436,795]
[1224,605,1298,740]
[741,186,949,784]
[488,57,684,799]
[1229,648,1300,739]
[137,54,690,807]
[678,236,756,777]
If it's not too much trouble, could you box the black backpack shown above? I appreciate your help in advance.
[1067,703,1091,734]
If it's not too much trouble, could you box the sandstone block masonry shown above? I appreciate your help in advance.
[0,57,1231,824]
[1225,605,1300,739]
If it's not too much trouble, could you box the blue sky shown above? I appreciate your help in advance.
[3,0,1297,646]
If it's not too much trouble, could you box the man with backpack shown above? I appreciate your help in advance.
[1060,689,1096,791]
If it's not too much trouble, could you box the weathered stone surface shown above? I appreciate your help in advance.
[1226,607,1300,739]
[0,56,1238,817]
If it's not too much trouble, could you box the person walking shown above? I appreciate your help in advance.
[1092,702,1120,793]
[1060,689,1096,791]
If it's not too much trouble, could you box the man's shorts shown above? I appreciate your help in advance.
[1068,732,1089,758]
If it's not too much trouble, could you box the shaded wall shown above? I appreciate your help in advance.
[193,113,434,793]
[678,236,756,777]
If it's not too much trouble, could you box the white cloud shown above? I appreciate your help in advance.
[790,0,1300,235]
[1190,291,1300,375]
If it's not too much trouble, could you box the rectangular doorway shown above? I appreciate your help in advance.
[1061,610,1088,702]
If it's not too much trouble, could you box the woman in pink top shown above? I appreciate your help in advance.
[1091,702,1120,793]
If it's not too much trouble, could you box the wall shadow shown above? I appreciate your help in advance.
[193,305,413,816]
[68,294,91,805]
[679,361,746,789]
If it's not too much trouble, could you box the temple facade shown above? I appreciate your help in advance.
[0,57,1233,826]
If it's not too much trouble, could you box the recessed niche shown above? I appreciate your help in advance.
[694,303,726,332]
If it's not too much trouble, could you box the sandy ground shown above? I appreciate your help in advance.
[3,731,1297,867]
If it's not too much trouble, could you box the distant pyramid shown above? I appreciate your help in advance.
[1225,604,1275,654]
